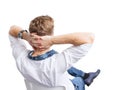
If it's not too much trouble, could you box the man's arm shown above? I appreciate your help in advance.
[48,33,94,73]
[39,32,94,49]
[51,32,94,45]
[9,25,30,41]
[9,25,46,50]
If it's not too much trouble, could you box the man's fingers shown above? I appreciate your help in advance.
[29,34,44,48]
[39,46,44,49]
[30,34,42,40]
[30,37,42,44]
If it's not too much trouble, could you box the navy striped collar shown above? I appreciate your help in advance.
[28,49,58,61]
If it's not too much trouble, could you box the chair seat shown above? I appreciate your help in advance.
[24,79,65,90]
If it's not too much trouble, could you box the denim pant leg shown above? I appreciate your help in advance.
[71,77,85,90]
[67,67,85,77]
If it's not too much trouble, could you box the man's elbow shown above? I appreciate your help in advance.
[86,33,95,44]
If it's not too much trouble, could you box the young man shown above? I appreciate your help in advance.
[9,15,100,90]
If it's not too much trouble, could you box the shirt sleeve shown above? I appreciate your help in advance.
[9,35,27,60]
[54,44,92,74]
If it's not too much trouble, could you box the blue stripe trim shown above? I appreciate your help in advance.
[28,49,58,61]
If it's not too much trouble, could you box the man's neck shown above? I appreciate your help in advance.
[32,48,50,57]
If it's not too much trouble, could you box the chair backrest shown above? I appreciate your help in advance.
[24,79,65,90]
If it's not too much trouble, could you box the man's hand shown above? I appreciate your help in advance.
[28,34,53,50]
[39,35,53,49]
[27,34,41,49]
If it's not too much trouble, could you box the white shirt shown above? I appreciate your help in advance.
[9,35,92,90]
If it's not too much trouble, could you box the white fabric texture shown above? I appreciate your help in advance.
[9,35,92,90]
[25,79,65,90]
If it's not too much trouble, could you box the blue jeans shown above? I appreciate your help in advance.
[28,50,85,90]
[68,67,85,90]
[71,77,85,90]
[68,67,85,78]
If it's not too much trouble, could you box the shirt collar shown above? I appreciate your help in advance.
[28,49,58,61]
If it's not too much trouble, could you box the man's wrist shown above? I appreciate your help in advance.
[50,36,55,45]
[18,30,28,39]
[22,31,30,41]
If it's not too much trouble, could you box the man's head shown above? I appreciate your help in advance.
[29,15,54,36]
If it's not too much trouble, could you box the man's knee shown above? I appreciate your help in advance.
[71,77,85,90]
[72,77,84,85]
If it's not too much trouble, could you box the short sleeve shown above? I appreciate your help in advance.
[9,35,27,60]
[54,44,92,73]
[64,43,92,63]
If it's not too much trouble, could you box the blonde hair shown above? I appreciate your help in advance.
[29,15,54,36]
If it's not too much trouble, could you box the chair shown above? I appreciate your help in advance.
[24,79,65,90]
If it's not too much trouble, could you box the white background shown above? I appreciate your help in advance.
[0,0,120,90]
